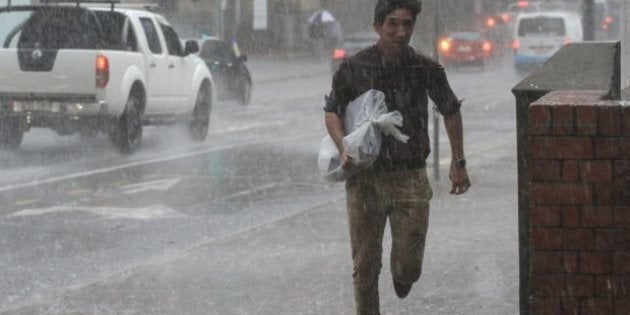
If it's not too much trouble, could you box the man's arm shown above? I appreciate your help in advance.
[444,109,471,194]
[325,112,352,169]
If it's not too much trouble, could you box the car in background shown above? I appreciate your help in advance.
[594,0,618,40]
[330,32,378,74]
[438,31,494,69]
[512,12,583,73]
[194,37,252,105]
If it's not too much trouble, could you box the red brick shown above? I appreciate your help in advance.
[623,139,630,158]
[614,208,630,229]
[595,275,624,297]
[530,296,562,314]
[594,184,615,207]
[561,297,580,314]
[613,230,630,251]
[581,298,614,315]
[563,251,579,273]
[529,160,561,182]
[531,207,561,227]
[612,253,630,275]
[581,207,613,228]
[565,275,594,297]
[581,161,613,183]
[576,106,598,136]
[530,105,552,135]
[562,160,580,182]
[594,230,617,250]
[561,207,580,227]
[614,298,630,315]
[530,183,593,205]
[531,274,565,296]
[580,251,612,274]
[624,106,630,136]
[531,227,564,250]
[595,137,624,159]
[599,105,623,136]
[613,161,630,179]
[530,137,593,159]
[577,229,595,250]
[532,250,564,273]
[553,105,575,135]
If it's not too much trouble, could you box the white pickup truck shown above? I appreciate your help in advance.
[0,0,213,153]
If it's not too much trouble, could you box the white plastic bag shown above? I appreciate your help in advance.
[317,135,350,182]
[343,89,409,167]
[318,89,409,182]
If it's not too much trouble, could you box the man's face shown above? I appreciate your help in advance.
[374,8,415,56]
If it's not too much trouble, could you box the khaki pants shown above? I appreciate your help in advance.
[345,168,433,315]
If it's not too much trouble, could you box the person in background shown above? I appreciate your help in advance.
[323,0,471,314]
[308,0,343,58]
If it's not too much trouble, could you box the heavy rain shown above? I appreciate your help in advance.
[0,0,626,314]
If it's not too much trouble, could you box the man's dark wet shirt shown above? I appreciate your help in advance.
[325,45,461,171]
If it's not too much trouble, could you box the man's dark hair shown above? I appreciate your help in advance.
[374,0,422,25]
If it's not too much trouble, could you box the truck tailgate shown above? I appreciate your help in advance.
[0,49,98,97]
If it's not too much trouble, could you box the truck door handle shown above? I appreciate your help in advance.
[149,62,156,68]
[168,63,175,68]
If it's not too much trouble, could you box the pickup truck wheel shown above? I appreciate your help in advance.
[112,93,143,153]
[189,84,211,141]
[237,79,252,106]
[0,117,24,149]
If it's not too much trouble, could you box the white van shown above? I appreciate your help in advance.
[512,12,583,72]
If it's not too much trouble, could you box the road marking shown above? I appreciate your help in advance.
[0,132,320,193]
[8,205,185,220]
[211,120,289,134]
[119,178,182,194]
[12,199,39,206]
[221,181,288,201]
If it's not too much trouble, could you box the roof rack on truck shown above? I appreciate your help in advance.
[39,0,120,10]
[3,0,158,12]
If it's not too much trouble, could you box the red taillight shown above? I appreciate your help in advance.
[512,39,520,51]
[517,1,529,8]
[482,41,492,52]
[439,39,450,52]
[501,14,509,24]
[96,54,109,88]
[332,48,346,60]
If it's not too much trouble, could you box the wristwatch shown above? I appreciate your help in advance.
[453,158,466,168]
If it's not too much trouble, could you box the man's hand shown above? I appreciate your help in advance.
[340,150,354,170]
[449,165,470,195]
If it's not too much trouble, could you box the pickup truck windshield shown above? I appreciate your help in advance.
[0,7,134,50]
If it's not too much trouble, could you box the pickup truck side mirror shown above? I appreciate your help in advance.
[237,54,247,63]
[184,40,199,55]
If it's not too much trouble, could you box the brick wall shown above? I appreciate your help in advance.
[526,90,630,314]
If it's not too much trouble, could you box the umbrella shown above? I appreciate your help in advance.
[308,10,336,24]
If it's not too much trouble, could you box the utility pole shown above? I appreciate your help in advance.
[212,0,222,38]
[432,0,440,180]
[622,0,630,97]
[583,0,595,40]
